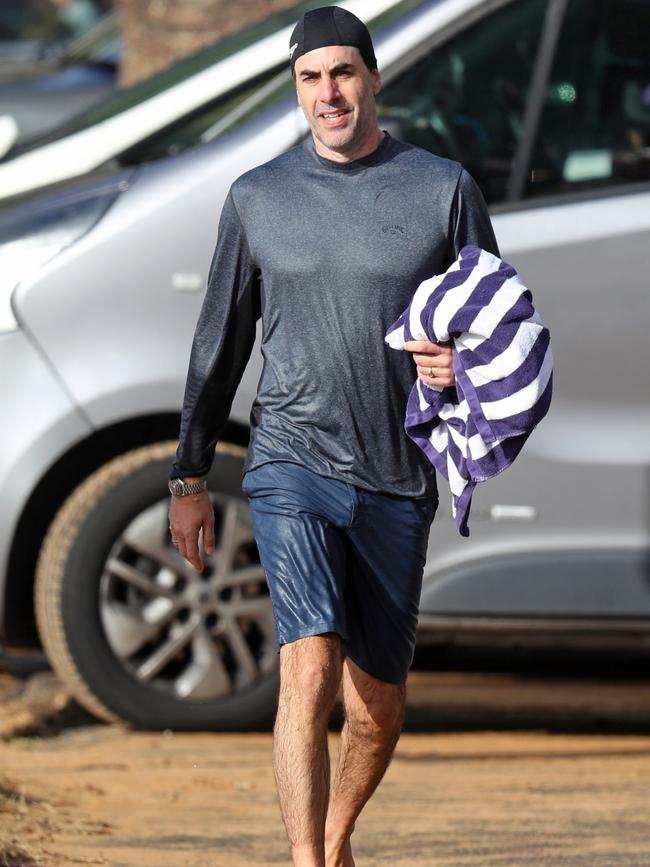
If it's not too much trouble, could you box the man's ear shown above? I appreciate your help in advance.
[371,69,382,96]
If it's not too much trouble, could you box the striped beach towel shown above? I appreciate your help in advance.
[385,245,552,536]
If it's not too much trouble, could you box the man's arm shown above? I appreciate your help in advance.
[448,167,500,260]
[169,189,260,570]
[171,189,260,479]
[406,168,499,387]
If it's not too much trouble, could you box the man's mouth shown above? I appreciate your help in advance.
[318,108,352,125]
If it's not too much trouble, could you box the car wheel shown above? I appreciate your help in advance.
[35,440,278,730]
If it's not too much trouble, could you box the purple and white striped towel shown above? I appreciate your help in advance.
[385,245,552,536]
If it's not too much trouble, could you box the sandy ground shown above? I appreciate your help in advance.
[2,666,650,866]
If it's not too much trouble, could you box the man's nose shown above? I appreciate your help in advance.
[319,75,341,104]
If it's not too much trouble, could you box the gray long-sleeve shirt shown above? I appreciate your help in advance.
[170,133,499,497]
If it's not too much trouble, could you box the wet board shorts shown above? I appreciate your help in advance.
[242,460,438,684]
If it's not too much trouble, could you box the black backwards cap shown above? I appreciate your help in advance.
[289,6,377,74]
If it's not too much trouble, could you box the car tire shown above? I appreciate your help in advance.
[35,440,279,730]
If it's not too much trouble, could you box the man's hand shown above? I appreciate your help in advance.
[168,487,215,572]
[404,339,455,387]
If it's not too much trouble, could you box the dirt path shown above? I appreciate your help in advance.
[2,669,650,866]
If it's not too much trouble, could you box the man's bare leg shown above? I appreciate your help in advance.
[324,658,406,867]
[273,633,343,867]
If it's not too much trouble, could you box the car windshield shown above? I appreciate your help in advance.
[9,0,332,155]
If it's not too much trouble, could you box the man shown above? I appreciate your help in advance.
[169,7,498,865]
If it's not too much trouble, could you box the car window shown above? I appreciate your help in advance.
[375,0,548,205]
[526,0,650,198]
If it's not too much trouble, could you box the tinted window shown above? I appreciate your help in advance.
[527,0,650,198]
[376,0,548,204]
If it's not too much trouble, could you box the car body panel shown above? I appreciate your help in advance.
[0,331,91,591]
[12,109,304,429]
[418,186,650,616]
[419,547,650,617]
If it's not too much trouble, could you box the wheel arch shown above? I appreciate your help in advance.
[3,413,250,646]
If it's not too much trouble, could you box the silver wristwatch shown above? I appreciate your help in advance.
[168,477,208,497]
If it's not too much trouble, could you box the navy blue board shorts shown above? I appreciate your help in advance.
[242,461,437,684]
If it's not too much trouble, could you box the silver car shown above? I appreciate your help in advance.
[1,0,649,730]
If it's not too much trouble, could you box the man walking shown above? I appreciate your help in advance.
[168,7,498,865]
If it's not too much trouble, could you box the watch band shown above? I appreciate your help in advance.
[168,478,207,497]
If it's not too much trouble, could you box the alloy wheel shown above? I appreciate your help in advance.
[99,493,276,701]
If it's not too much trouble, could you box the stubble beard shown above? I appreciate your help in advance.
[315,126,356,153]
[312,106,368,156]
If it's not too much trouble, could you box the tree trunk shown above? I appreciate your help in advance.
[116,0,299,86]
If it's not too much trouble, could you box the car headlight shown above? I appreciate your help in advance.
[0,181,126,334]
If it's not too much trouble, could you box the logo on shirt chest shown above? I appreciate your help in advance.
[374,188,409,241]
[381,222,407,238]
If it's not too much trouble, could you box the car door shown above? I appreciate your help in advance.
[376,0,650,620]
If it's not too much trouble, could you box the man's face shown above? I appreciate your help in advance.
[294,45,381,160]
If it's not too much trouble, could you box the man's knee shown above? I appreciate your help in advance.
[343,660,406,742]
[348,688,405,744]
[278,633,343,713]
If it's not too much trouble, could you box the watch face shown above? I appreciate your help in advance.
[169,478,183,496]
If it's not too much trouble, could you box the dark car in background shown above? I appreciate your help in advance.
[0,0,111,77]
[0,11,119,154]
